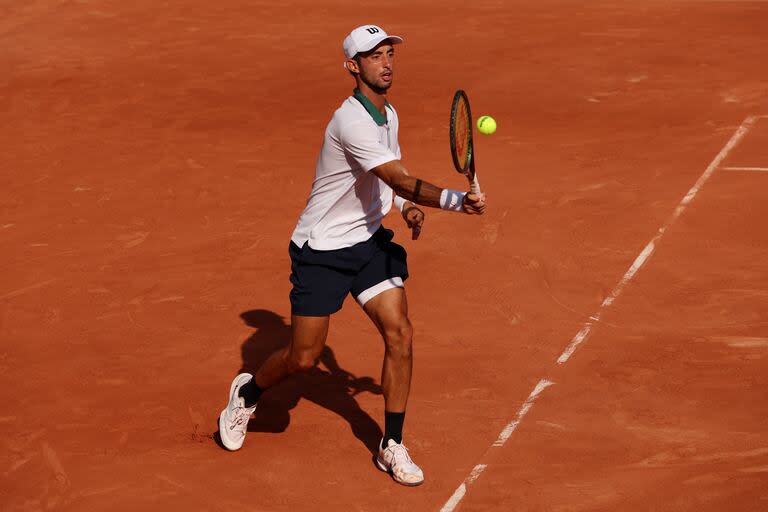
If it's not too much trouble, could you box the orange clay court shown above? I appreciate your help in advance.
[2,1,768,511]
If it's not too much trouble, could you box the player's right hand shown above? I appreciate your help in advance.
[402,204,425,240]
[463,192,486,215]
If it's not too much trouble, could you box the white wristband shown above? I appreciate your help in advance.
[440,189,466,212]
[393,195,407,213]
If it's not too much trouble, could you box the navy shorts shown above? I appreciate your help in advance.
[289,226,409,316]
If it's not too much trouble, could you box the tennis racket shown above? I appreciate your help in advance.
[449,89,481,195]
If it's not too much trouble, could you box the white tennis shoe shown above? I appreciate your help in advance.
[218,373,258,451]
[376,438,425,486]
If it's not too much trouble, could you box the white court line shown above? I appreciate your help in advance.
[722,166,768,172]
[557,115,759,364]
[439,115,761,512]
[440,379,553,512]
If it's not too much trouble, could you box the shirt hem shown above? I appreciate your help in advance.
[291,223,382,251]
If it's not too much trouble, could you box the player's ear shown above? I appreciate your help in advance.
[345,58,360,75]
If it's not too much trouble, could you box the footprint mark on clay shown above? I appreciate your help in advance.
[42,442,71,508]
[482,210,508,244]
[118,231,149,248]
[42,443,69,486]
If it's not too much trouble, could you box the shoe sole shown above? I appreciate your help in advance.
[375,455,424,487]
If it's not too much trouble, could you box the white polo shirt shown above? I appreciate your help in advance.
[290,91,401,250]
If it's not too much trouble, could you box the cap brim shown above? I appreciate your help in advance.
[357,35,403,54]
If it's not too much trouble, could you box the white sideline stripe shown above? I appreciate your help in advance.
[722,166,768,172]
[492,379,554,446]
[440,465,487,512]
[438,115,761,512]
[439,379,553,512]
[557,115,759,364]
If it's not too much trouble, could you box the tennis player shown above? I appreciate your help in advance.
[218,24,486,486]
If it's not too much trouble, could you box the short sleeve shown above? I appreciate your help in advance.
[339,121,398,172]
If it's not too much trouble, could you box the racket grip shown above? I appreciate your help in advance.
[469,174,482,195]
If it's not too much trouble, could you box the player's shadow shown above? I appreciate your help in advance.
[237,309,383,456]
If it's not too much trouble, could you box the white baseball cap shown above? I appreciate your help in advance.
[343,25,403,59]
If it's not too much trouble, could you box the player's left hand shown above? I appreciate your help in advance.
[402,204,425,240]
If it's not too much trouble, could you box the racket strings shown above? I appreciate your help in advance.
[452,98,471,170]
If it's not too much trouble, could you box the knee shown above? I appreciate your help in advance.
[384,321,413,359]
[285,349,319,373]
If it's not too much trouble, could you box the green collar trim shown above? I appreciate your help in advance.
[352,89,392,126]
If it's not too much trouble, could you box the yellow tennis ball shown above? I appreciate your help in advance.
[477,115,497,135]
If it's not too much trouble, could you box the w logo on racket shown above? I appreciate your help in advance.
[366,27,380,34]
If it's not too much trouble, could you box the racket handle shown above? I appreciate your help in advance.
[469,173,482,195]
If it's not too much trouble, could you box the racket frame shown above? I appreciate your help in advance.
[449,89,481,195]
